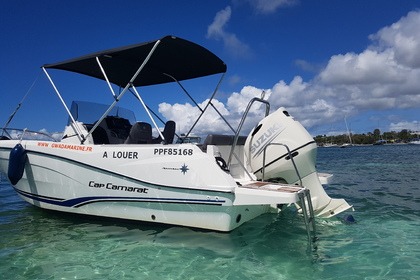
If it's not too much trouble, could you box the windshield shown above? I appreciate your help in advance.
[68,101,136,125]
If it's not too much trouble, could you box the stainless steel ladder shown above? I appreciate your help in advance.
[262,142,317,248]
[298,188,317,248]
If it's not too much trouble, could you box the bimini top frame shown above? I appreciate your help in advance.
[41,35,227,144]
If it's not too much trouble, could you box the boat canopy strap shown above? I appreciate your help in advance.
[43,35,227,88]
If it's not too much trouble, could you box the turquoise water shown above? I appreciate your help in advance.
[1,145,419,279]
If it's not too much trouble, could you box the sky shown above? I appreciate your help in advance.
[1,0,420,138]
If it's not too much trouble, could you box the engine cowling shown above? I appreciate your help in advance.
[244,107,317,183]
[244,107,353,217]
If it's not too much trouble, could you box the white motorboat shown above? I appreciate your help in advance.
[408,138,420,145]
[0,35,352,235]
[340,116,354,148]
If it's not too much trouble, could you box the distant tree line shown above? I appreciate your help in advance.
[314,129,419,145]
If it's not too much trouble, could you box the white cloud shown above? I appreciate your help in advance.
[227,85,267,115]
[294,59,322,73]
[161,10,420,136]
[269,76,308,108]
[159,99,233,136]
[246,0,298,14]
[206,6,251,58]
[227,74,242,86]
[389,121,419,132]
[207,6,231,39]
[159,86,272,136]
[313,11,420,117]
[370,11,420,68]
[319,49,407,85]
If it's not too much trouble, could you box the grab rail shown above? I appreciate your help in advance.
[227,97,270,168]
[261,142,303,186]
[1,128,58,142]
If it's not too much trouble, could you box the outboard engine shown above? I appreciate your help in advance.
[245,108,317,182]
[244,107,352,217]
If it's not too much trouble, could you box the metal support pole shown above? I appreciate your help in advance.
[185,72,225,138]
[43,67,85,143]
[228,97,270,166]
[84,39,162,143]
[131,87,165,141]
[96,57,117,99]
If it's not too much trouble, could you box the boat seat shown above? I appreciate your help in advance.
[105,116,132,140]
[84,124,110,144]
[125,122,152,144]
[203,134,247,145]
[92,126,110,144]
[152,120,176,144]
[162,120,176,144]
[93,116,132,144]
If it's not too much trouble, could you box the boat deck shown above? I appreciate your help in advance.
[240,181,303,193]
[233,181,304,206]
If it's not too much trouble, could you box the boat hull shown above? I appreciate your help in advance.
[0,140,271,232]
[14,186,269,232]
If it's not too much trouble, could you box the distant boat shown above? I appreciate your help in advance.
[321,126,338,147]
[373,139,387,145]
[408,138,420,145]
[323,143,338,148]
[340,116,353,148]
[340,143,352,148]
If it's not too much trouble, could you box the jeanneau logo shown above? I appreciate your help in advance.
[162,163,189,175]
[180,163,189,175]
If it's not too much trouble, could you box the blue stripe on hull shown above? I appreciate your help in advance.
[14,188,225,208]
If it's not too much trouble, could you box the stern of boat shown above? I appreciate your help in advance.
[243,107,353,217]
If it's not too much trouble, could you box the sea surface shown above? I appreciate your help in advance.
[0,144,419,279]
